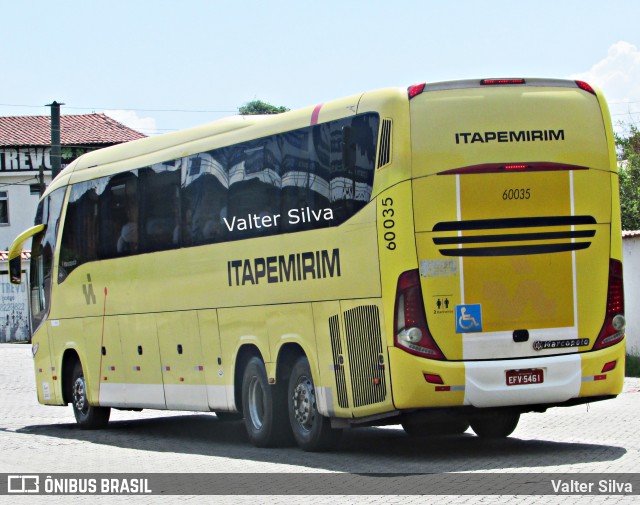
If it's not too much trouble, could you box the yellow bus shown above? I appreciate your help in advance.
[9,78,626,451]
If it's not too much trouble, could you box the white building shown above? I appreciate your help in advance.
[0,112,144,341]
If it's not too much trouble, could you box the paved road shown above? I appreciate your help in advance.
[0,343,639,504]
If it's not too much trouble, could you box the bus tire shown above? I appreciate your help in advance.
[288,356,341,452]
[241,357,292,447]
[470,411,520,439]
[71,361,110,429]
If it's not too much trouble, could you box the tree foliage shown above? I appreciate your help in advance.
[616,124,640,231]
[238,99,289,115]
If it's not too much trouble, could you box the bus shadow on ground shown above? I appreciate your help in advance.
[14,413,626,473]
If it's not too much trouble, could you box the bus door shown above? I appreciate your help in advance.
[156,311,209,410]
[117,314,166,408]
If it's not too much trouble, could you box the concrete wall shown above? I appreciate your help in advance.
[623,233,640,356]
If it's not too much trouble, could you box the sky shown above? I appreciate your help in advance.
[2,0,640,136]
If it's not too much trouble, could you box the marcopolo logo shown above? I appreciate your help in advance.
[533,338,589,351]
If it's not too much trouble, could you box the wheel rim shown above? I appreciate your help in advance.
[247,376,265,430]
[73,376,87,414]
[291,375,315,432]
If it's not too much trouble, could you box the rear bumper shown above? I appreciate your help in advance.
[388,340,625,410]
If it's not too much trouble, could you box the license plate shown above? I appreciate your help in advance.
[505,368,543,386]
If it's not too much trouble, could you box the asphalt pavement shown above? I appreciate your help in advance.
[1,343,639,504]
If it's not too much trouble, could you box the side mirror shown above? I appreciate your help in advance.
[8,223,46,285]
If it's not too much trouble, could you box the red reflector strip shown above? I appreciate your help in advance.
[583,375,608,382]
[481,78,526,85]
[601,361,617,373]
[435,385,465,392]
[423,373,444,385]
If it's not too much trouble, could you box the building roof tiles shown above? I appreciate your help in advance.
[0,113,145,147]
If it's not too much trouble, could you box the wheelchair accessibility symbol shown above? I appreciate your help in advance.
[455,304,483,333]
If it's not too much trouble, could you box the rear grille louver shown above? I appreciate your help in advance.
[329,314,349,408]
[344,305,386,408]
[432,216,597,257]
[377,119,392,168]
[328,305,387,409]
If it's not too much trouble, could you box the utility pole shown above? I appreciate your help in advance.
[46,101,64,179]
[38,165,45,196]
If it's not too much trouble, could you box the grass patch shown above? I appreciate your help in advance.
[626,354,640,377]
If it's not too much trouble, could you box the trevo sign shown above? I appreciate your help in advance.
[0,147,51,171]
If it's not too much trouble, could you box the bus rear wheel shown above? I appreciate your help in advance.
[470,411,520,439]
[241,357,292,447]
[71,361,110,429]
[287,356,341,451]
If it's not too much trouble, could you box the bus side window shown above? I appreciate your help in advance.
[138,162,182,253]
[280,128,331,232]
[182,151,229,246]
[59,180,100,282]
[326,114,378,225]
[227,139,281,240]
[99,172,139,259]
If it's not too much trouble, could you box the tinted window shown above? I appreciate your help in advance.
[138,162,181,253]
[30,187,65,328]
[58,113,379,279]
[59,179,102,280]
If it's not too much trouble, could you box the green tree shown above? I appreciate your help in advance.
[238,99,289,115]
[616,124,640,230]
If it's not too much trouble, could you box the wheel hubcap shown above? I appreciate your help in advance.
[73,377,87,413]
[292,377,315,432]
[247,377,265,430]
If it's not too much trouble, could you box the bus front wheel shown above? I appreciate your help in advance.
[287,356,341,451]
[470,411,520,439]
[71,361,110,429]
[241,357,292,447]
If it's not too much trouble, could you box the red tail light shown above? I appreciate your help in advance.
[594,259,626,350]
[576,80,596,95]
[408,83,426,99]
[394,269,445,360]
